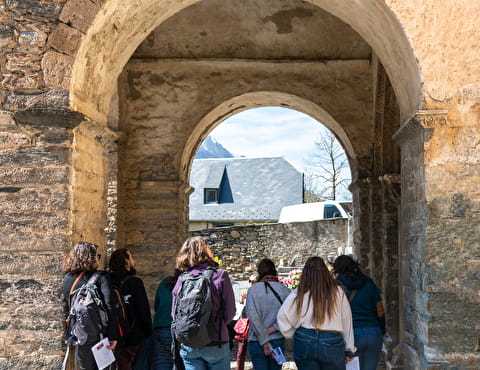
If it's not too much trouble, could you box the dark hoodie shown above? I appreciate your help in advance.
[339,273,386,334]
[110,270,153,346]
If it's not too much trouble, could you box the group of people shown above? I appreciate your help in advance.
[62,237,386,370]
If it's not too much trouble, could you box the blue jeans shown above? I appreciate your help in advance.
[179,342,230,370]
[152,327,173,369]
[248,338,285,370]
[293,328,346,370]
[354,327,382,370]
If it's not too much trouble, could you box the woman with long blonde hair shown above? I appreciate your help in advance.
[277,256,355,369]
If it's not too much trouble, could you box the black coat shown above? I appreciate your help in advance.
[109,270,153,346]
[63,270,119,342]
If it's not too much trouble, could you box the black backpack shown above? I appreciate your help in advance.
[65,271,109,346]
[112,275,135,340]
[171,267,220,348]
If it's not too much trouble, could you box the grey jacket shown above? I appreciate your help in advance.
[245,280,292,345]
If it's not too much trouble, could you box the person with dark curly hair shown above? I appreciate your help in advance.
[333,255,386,370]
[63,242,118,369]
[109,248,152,370]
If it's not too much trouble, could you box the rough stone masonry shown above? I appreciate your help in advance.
[0,0,479,369]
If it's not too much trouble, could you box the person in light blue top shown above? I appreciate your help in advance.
[246,258,291,370]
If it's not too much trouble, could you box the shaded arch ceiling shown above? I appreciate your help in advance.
[70,0,421,125]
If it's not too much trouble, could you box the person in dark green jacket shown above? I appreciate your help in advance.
[151,269,181,369]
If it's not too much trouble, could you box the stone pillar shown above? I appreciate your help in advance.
[393,110,480,369]
[70,121,120,262]
[119,175,191,298]
[349,178,372,264]
[379,174,401,362]
[0,108,83,368]
[351,173,401,365]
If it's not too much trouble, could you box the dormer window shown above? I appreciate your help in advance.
[204,188,219,203]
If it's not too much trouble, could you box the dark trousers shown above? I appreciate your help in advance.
[77,342,99,370]
[118,344,142,370]
[236,340,248,370]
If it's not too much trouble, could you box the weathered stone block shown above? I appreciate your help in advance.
[0,111,15,128]
[0,72,40,89]
[5,0,63,19]
[0,25,14,49]
[41,51,73,89]
[0,210,67,230]
[0,187,68,212]
[3,89,69,110]
[59,0,103,33]
[47,23,83,56]
[5,53,42,71]
[17,29,48,50]
[0,146,69,166]
[0,256,64,281]
[36,126,72,144]
[0,131,31,149]
[0,229,67,251]
[0,166,68,185]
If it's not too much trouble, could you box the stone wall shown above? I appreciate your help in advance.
[190,219,350,281]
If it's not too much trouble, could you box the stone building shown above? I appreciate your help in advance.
[189,157,303,231]
[0,0,479,369]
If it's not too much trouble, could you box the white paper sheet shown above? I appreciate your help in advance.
[346,356,360,370]
[271,346,287,365]
[91,337,116,370]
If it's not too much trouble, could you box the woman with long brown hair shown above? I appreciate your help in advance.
[171,236,236,370]
[277,256,355,369]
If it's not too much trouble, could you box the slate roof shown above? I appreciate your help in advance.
[189,157,304,222]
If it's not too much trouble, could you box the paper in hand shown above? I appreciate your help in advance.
[346,356,360,370]
[91,337,116,370]
[271,346,286,365]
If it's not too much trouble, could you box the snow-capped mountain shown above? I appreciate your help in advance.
[195,135,235,159]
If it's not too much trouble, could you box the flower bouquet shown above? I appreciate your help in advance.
[279,268,302,290]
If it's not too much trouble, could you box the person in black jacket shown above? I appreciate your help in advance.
[63,242,118,370]
[109,248,153,370]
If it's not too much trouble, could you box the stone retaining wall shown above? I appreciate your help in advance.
[190,218,350,280]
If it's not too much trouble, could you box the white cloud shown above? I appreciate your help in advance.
[211,107,323,170]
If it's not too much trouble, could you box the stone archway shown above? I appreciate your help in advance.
[68,0,411,367]
[3,0,479,368]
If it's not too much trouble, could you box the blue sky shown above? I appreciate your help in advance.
[207,106,352,200]
[209,106,323,172]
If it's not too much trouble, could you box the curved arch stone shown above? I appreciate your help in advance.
[69,0,421,124]
[180,91,357,184]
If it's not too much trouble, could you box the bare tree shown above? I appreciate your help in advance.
[305,128,351,201]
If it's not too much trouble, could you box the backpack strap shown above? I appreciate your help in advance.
[67,271,85,309]
[264,282,284,305]
[348,289,357,303]
[86,270,102,285]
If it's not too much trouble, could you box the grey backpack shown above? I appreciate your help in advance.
[171,267,220,347]
[65,271,109,346]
